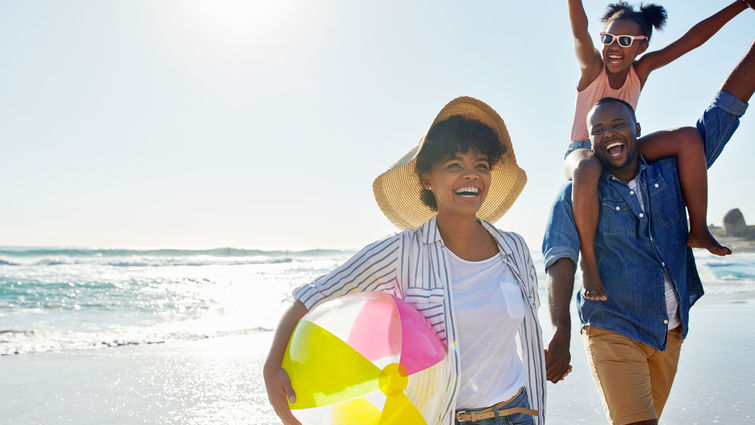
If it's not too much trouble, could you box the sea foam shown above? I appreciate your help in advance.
[2,247,753,355]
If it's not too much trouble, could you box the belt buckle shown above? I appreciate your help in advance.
[455,410,469,422]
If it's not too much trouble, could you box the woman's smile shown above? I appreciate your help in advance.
[423,148,491,216]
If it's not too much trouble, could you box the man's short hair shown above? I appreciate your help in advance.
[594,97,637,122]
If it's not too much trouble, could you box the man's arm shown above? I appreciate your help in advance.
[542,186,581,383]
[720,39,755,104]
[698,40,754,167]
[545,258,577,383]
[638,41,753,167]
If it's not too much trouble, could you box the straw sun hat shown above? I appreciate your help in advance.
[372,96,526,230]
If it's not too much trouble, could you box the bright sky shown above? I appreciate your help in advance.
[1,0,753,250]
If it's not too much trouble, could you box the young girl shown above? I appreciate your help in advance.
[565,0,752,301]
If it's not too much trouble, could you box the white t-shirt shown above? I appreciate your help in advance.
[627,176,681,329]
[447,250,526,408]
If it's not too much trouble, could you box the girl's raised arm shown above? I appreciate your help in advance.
[635,0,750,83]
[568,0,603,87]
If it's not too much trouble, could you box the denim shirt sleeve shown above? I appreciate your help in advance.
[542,183,580,270]
[699,90,748,167]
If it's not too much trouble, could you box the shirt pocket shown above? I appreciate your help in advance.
[404,287,445,319]
[404,287,446,342]
[600,198,635,235]
[499,279,525,321]
[404,287,445,304]
[648,176,682,226]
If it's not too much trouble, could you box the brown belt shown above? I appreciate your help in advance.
[455,387,539,423]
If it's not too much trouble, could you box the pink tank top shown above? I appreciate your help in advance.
[570,65,641,141]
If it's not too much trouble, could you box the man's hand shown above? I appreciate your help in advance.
[264,364,302,425]
[545,328,572,383]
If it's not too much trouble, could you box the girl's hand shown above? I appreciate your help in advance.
[264,365,302,425]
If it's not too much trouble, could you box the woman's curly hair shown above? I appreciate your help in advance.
[414,115,505,211]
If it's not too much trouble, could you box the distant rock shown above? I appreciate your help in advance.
[708,208,755,252]
[723,208,747,236]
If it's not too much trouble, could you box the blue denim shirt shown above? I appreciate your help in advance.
[542,91,748,350]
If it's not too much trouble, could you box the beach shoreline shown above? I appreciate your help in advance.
[3,293,754,425]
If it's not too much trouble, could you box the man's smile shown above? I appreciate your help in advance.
[605,140,625,158]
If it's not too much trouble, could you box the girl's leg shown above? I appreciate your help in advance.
[639,127,731,256]
[565,149,607,301]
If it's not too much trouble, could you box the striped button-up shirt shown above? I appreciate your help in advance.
[294,216,547,425]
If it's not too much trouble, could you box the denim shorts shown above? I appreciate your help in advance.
[564,140,592,159]
[454,388,535,425]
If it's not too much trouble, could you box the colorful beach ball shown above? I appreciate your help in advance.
[282,292,449,425]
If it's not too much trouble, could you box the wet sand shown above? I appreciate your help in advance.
[2,295,754,425]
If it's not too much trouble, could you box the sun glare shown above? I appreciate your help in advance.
[183,0,291,38]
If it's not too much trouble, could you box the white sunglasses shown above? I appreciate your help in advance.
[600,32,648,47]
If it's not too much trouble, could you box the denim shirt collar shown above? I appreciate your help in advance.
[601,156,649,184]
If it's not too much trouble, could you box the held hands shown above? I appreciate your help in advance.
[263,364,302,425]
[545,328,573,383]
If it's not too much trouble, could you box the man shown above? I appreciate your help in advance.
[542,41,754,425]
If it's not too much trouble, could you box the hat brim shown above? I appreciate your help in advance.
[373,96,526,230]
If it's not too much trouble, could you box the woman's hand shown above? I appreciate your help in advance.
[263,300,309,425]
[264,364,302,425]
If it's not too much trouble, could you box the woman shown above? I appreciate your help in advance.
[264,97,547,425]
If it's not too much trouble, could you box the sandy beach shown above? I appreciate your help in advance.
[3,294,754,425]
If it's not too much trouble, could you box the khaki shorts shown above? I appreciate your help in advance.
[582,326,683,425]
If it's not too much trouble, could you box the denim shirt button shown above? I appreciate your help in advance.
[629,190,634,195]
[664,319,669,324]
[639,213,644,218]
[615,206,620,211]
[655,183,660,188]
[662,262,666,266]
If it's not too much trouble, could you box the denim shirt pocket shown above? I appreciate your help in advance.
[648,175,682,225]
[600,198,635,235]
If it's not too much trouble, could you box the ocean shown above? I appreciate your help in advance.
[2,247,755,357]
[0,247,354,356]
